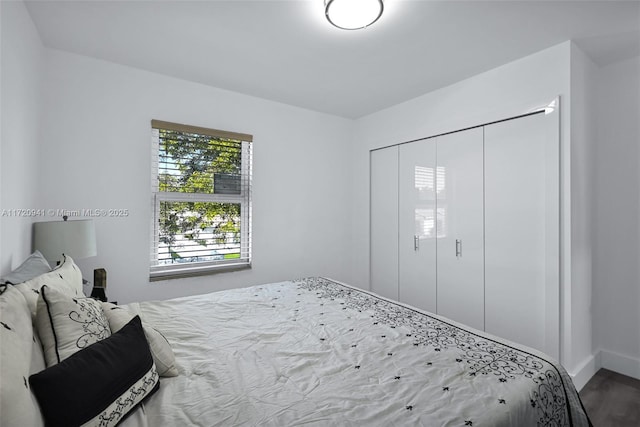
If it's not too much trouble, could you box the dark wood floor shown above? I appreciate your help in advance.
[580,368,640,427]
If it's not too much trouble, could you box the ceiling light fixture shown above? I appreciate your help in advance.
[325,0,384,30]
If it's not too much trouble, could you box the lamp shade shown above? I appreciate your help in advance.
[33,219,97,263]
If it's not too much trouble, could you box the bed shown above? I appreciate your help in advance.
[0,255,591,426]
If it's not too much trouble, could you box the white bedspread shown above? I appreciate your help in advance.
[123,277,590,426]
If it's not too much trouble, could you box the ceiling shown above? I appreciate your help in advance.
[25,0,640,119]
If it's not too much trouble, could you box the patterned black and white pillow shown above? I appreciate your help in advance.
[30,315,160,427]
[0,286,45,427]
[35,285,111,366]
[14,254,83,319]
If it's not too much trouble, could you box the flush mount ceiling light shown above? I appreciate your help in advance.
[325,0,384,30]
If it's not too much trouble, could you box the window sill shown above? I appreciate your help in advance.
[149,262,251,282]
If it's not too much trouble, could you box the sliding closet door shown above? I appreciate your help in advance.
[436,128,485,330]
[398,140,437,312]
[370,147,399,300]
[484,111,559,359]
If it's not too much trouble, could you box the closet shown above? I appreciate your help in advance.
[370,109,559,358]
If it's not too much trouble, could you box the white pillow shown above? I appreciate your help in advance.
[102,302,179,377]
[14,255,83,319]
[36,285,111,367]
[1,250,51,284]
[0,285,45,427]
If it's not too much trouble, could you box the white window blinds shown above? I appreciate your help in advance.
[150,120,252,279]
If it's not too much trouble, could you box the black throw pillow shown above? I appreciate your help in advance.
[29,315,159,426]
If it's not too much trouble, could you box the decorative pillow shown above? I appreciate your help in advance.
[31,332,46,376]
[0,285,45,427]
[36,285,111,366]
[102,302,179,377]
[14,254,83,319]
[29,315,160,427]
[1,250,51,284]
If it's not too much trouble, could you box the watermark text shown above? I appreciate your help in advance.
[1,208,130,218]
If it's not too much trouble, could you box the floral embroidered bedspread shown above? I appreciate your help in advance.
[124,277,591,427]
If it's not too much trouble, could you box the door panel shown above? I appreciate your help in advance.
[436,128,485,331]
[398,140,437,312]
[484,111,559,359]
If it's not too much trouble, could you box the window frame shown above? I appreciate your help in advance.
[149,120,253,281]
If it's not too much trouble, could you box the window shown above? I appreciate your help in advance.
[150,120,252,280]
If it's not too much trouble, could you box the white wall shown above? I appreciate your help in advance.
[351,42,594,379]
[0,1,45,275]
[593,55,640,379]
[568,45,598,388]
[36,49,353,304]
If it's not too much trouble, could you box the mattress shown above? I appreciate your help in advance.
[123,277,590,426]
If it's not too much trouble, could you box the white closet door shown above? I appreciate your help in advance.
[370,147,399,300]
[398,140,437,312]
[484,111,559,359]
[436,128,485,331]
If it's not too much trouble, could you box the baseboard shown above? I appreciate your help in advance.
[567,349,640,391]
[599,348,640,381]
[569,353,600,392]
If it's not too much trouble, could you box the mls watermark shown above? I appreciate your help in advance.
[1,208,129,218]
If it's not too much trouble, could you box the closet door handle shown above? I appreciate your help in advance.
[414,235,420,251]
[455,239,462,258]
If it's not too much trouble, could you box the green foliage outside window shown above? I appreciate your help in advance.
[158,129,242,263]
